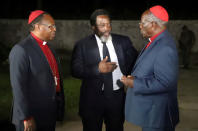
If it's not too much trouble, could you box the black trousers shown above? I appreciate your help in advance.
[81,89,125,131]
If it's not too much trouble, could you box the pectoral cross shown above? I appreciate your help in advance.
[54,76,58,86]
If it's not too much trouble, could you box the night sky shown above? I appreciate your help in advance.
[1,0,198,20]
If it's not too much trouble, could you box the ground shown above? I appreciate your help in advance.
[56,67,198,131]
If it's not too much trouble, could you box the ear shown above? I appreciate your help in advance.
[34,24,40,30]
[151,21,158,30]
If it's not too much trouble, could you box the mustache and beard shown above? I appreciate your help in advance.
[99,32,111,43]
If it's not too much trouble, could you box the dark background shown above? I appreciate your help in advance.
[1,0,198,20]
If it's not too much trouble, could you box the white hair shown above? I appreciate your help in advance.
[145,11,168,27]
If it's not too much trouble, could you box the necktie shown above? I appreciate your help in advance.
[103,42,111,61]
[102,42,113,96]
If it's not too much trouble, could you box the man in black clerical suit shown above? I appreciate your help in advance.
[9,10,65,131]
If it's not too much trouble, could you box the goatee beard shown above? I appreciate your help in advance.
[100,35,109,43]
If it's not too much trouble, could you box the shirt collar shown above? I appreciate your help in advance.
[31,32,47,45]
[149,29,165,42]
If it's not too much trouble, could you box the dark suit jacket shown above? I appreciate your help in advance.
[71,33,138,117]
[125,30,179,128]
[9,35,65,127]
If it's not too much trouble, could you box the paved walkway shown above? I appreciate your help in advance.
[56,107,198,131]
[56,67,198,131]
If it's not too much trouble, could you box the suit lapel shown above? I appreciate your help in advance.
[133,43,147,70]
[112,35,125,74]
[29,35,53,76]
[89,35,102,64]
[133,31,165,71]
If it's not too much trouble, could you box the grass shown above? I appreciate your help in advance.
[0,73,12,121]
[63,77,81,120]
[0,71,81,122]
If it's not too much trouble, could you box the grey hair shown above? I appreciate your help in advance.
[145,11,168,27]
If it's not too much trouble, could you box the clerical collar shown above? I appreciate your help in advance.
[148,29,165,43]
[31,32,47,45]
[43,41,47,45]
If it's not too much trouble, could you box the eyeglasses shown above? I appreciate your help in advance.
[39,23,56,29]
[96,23,111,28]
[139,21,152,27]
[139,22,148,26]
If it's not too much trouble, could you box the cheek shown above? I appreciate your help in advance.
[140,27,146,34]
[43,31,52,40]
[140,28,148,37]
[142,27,148,33]
[96,29,103,36]
[98,28,104,33]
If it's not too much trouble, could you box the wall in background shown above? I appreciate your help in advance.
[0,19,198,52]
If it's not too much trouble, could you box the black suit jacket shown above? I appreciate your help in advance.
[71,34,138,117]
[9,35,65,126]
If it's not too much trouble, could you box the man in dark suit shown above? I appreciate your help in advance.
[9,10,65,131]
[121,5,179,131]
[179,25,196,69]
[71,9,138,131]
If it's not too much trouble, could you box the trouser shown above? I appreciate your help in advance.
[81,88,125,131]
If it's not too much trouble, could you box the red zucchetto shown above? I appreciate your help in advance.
[149,5,169,22]
[28,10,45,24]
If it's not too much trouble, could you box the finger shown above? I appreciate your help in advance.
[127,75,132,78]
[120,78,126,84]
[112,65,117,71]
[120,77,124,81]
[24,128,29,131]
[113,64,117,69]
[24,124,28,131]
[109,63,117,67]
[107,63,117,70]
[103,56,108,62]
[108,62,117,65]
[108,64,117,71]
[121,75,126,80]
[127,75,134,80]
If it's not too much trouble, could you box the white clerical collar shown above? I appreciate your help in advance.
[148,38,151,42]
[43,41,47,45]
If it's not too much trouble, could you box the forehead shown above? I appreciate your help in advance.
[141,10,149,21]
[96,15,110,23]
[41,14,55,24]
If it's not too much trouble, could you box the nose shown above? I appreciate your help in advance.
[139,23,143,29]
